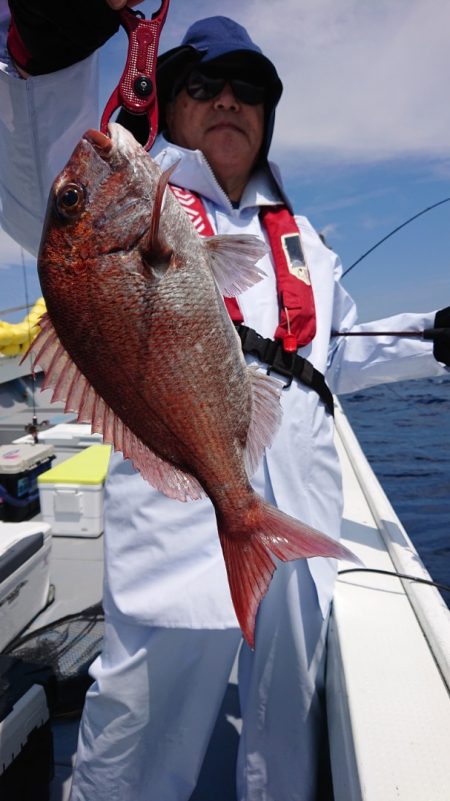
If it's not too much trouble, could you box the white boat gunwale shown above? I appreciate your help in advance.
[328,398,450,801]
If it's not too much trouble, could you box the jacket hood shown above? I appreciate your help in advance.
[156,16,283,159]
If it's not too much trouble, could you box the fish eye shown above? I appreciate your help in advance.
[55,182,86,219]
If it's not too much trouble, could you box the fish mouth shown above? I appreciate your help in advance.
[83,123,143,161]
[84,129,113,156]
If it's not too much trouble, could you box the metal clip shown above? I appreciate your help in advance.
[100,1,170,151]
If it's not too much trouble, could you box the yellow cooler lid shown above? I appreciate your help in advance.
[38,445,112,486]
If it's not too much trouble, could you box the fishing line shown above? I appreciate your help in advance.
[0,302,33,316]
[337,567,450,594]
[19,246,39,440]
[342,196,450,278]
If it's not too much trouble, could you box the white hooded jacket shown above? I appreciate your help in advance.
[0,40,447,628]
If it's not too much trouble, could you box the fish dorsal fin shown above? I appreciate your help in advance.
[244,365,283,476]
[203,235,267,296]
[147,162,179,254]
[24,316,205,502]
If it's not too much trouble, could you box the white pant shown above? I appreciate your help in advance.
[69,560,329,801]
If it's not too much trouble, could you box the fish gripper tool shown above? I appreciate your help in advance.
[101,1,170,151]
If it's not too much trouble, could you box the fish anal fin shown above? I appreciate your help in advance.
[25,319,205,502]
[219,497,360,648]
[244,365,282,476]
[203,234,267,296]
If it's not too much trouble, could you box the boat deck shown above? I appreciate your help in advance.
[1,368,449,800]
[45,404,450,801]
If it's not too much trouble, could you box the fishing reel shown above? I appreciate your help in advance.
[24,415,50,443]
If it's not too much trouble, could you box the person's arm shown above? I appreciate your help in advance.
[326,257,450,395]
[0,0,121,255]
[7,0,120,75]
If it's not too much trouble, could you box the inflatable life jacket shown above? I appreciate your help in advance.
[170,186,333,415]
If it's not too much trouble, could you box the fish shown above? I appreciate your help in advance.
[27,122,357,648]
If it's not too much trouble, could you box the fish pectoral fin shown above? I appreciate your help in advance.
[24,318,205,502]
[244,365,283,476]
[141,247,175,279]
[203,234,268,296]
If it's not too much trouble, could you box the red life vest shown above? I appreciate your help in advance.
[170,186,316,351]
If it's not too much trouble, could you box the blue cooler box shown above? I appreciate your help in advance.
[0,444,55,522]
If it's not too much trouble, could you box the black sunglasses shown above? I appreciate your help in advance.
[184,69,266,106]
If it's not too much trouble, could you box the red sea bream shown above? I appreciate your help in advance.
[28,123,356,647]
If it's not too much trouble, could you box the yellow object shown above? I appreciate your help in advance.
[38,444,112,486]
[0,297,47,357]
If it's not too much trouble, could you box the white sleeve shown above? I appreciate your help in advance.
[0,8,99,256]
[326,258,449,394]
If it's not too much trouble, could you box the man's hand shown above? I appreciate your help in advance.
[8,0,122,75]
[433,307,450,366]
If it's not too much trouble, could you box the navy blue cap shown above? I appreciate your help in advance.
[156,16,283,158]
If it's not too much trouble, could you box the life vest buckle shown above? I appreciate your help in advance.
[266,344,296,389]
[235,325,295,388]
[234,323,334,415]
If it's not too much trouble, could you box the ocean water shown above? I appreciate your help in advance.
[340,376,450,608]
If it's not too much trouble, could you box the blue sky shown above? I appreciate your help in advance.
[1,0,450,323]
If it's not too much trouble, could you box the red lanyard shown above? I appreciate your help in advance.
[170,186,317,351]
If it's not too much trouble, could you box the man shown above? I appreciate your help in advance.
[1,3,449,800]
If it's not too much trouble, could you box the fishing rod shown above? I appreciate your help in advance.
[334,196,450,340]
[342,196,450,279]
[332,327,448,340]
[16,246,41,442]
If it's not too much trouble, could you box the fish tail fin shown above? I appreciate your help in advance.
[218,498,359,649]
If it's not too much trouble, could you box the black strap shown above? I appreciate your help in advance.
[235,324,334,417]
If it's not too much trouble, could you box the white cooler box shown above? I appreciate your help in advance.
[38,445,111,538]
[0,522,52,652]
